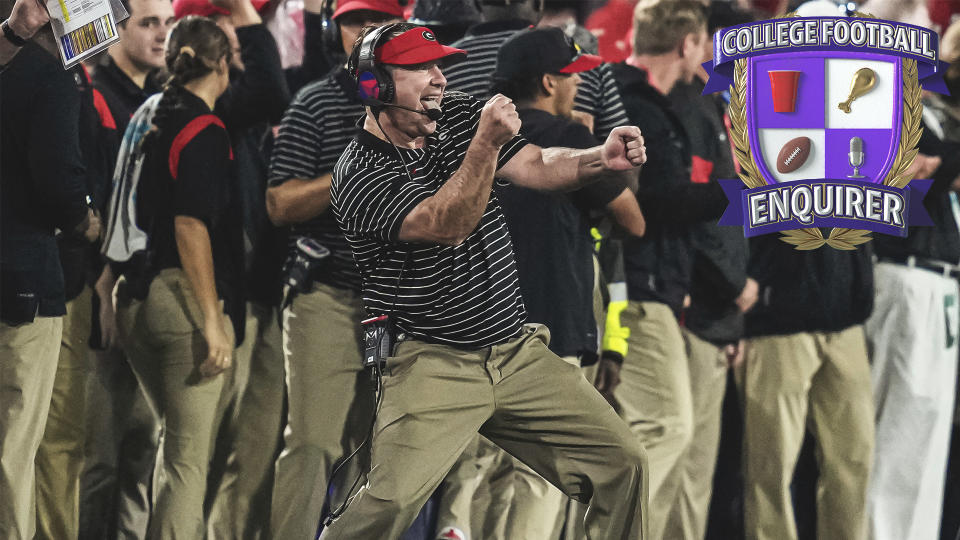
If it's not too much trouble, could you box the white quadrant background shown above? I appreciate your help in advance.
[826,58,895,129]
[759,128,826,182]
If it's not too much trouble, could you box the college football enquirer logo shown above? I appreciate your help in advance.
[704,10,949,250]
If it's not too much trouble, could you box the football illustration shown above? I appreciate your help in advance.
[776,136,812,173]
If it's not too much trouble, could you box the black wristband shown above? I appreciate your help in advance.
[2,20,28,47]
[600,350,624,366]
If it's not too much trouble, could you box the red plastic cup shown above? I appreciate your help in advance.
[768,70,801,113]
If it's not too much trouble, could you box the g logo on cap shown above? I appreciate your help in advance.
[422,30,436,41]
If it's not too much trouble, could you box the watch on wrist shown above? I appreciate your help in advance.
[2,19,28,47]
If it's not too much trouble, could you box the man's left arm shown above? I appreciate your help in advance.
[498,126,646,191]
[214,0,291,130]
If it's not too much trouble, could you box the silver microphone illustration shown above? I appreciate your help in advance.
[847,136,865,178]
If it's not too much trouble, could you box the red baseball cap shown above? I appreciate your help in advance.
[173,0,270,19]
[333,0,406,20]
[375,26,467,66]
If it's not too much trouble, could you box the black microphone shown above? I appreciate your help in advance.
[388,102,443,121]
[370,98,443,121]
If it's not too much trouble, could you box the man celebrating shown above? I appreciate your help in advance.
[321,22,649,539]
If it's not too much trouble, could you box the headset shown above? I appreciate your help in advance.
[353,21,404,107]
[321,0,411,55]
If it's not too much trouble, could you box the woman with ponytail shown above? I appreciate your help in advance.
[114,15,239,539]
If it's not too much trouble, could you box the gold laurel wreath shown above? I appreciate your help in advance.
[727,12,923,250]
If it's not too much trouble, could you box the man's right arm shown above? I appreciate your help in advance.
[266,172,332,225]
[0,0,47,66]
[265,90,329,226]
[398,95,521,245]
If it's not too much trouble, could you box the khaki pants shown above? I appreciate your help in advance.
[270,283,374,540]
[319,325,648,540]
[738,326,874,540]
[117,269,234,540]
[614,301,693,539]
[662,328,729,540]
[207,302,284,540]
[0,316,63,540]
[36,286,92,540]
[435,435,514,540]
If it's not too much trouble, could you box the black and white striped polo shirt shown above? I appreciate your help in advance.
[268,69,364,291]
[332,92,529,348]
[444,21,630,139]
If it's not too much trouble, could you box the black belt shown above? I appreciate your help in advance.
[877,255,960,279]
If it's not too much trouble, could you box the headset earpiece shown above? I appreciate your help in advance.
[320,0,344,56]
[355,23,404,107]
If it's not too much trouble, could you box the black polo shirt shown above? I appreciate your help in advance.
[92,55,162,138]
[332,92,529,348]
[137,91,243,337]
[268,68,365,292]
[498,108,624,357]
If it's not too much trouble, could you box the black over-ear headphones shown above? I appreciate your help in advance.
[354,22,406,107]
[321,0,341,55]
[322,0,410,56]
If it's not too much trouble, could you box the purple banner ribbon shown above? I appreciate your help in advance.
[702,17,949,95]
[718,179,934,237]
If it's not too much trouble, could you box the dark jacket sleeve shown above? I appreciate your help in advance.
[692,221,748,304]
[31,62,90,233]
[216,24,291,131]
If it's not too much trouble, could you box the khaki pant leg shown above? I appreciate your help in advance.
[0,316,63,540]
[613,301,692,538]
[319,339,500,540]
[662,329,728,540]
[480,325,648,540]
[740,333,821,540]
[36,286,92,540]
[808,326,874,540]
[505,459,566,540]
[270,284,373,540]
[208,302,284,540]
[120,269,231,540]
[435,435,513,540]
[504,354,580,540]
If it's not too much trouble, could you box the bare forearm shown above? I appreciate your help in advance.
[174,217,221,322]
[1,1,48,65]
[266,173,332,225]
[400,140,500,244]
[541,146,605,190]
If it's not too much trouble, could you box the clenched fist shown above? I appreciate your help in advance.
[477,94,521,148]
[601,126,646,171]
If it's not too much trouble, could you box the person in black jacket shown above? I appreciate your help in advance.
[739,236,875,540]
[663,4,755,538]
[608,2,727,537]
[0,16,98,540]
